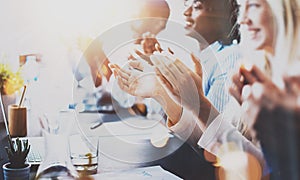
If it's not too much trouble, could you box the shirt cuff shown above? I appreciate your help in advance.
[198,113,269,175]
[167,108,202,146]
[198,113,232,154]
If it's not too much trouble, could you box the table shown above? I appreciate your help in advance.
[0,113,216,179]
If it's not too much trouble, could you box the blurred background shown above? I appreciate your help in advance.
[0,0,188,136]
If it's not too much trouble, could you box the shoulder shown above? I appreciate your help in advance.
[215,42,241,67]
[217,42,240,57]
[200,42,241,76]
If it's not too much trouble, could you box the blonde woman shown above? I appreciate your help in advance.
[232,0,300,178]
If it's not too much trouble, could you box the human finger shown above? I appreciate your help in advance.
[112,69,118,78]
[250,65,268,82]
[117,64,131,75]
[134,49,152,65]
[128,53,137,60]
[155,68,178,97]
[251,82,279,110]
[191,53,202,77]
[155,43,163,53]
[127,71,140,85]
[129,60,144,71]
[167,47,174,55]
[158,56,179,80]
[240,65,257,84]
[117,75,129,91]
[283,75,300,94]
[251,82,265,101]
[173,59,191,75]
[116,68,130,81]
[241,100,260,132]
[231,72,244,91]
[229,86,242,104]
[241,84,253,101]
[162,60,183,79]
[151,55,177,88]
[108,63,120,70]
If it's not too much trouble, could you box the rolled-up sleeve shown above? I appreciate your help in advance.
[167,108,202,146]
[198,114,269,175]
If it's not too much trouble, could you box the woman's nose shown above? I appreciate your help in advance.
[237,9,251,25]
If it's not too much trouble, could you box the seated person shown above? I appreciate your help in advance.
[112,0,241,140]
[81,0,170,116]
[231,0,300,178]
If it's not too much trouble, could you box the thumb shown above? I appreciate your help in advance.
[191,53,202,77]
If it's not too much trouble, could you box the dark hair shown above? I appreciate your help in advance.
[220,0,240,45]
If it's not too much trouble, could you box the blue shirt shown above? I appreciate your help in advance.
[200,41,241,112]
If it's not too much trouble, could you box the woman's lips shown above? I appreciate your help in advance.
[247,29,260,39]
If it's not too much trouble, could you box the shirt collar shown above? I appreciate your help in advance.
[209,41,224,52]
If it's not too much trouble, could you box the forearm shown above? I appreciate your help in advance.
[195,95,220,130]
[154,87,219,130]
[168,108,203,147]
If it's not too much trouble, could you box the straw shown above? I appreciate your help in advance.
[0,91,11,137]
[18,85,26,107]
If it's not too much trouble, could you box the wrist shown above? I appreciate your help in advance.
[153,83,165,99]
[153,88,182,125]
[167,106,183,125]
[197,96,219,128]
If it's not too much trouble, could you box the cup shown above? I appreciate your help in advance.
[69,134,99,175]
[8,104,27,137]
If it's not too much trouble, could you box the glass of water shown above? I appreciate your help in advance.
[69,134,99,176]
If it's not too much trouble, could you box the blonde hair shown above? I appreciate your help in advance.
[239,0,300,137]
[270,0,300,64]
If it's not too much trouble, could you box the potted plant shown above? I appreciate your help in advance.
[0,63,24,123]
[3,136,31,180]
[0,63,24,95]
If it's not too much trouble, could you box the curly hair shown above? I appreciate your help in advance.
[220,0,241,45]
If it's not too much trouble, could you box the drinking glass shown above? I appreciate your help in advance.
[69,134,99,176]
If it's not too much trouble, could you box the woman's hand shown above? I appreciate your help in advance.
[235,65,287,138]
[229,65,267,104]
[151,53,204,115]
[110,60,163,98]
[111,43,175,98]
[141,33,161,55]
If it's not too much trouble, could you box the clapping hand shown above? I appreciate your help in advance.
[109,61,163,98]
[151,53,204,115]
[111,40,175,99]
[230,64,288,137]
[141,32,161,55]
